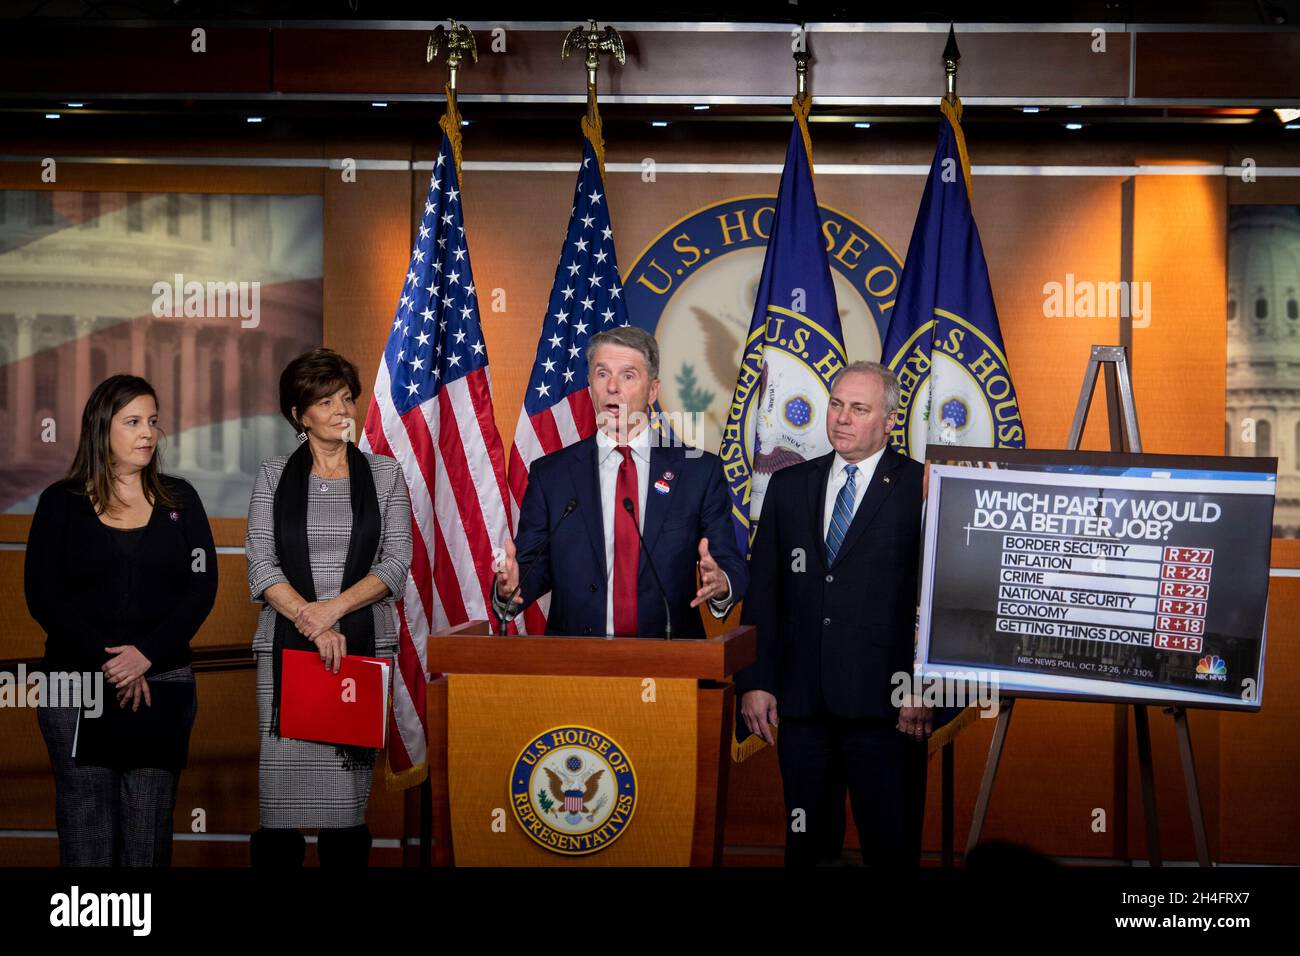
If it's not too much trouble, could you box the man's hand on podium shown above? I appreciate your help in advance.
[740,690,779,745]
[494,537,523,605]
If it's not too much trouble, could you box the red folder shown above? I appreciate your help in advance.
[280,649,390,749]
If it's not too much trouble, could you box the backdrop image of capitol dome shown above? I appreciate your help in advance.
[0,189,323,516]
[1227,204,1300,537]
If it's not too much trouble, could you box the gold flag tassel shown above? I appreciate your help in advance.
[792,45,814,164]
[939,96,974,203]
[582,99,607,178]
[926,702,980,752]
[732,726,775,763]
[385,758,429,791]
[440,83,465,182]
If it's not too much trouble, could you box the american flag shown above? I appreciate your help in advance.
[361,130,514,786]
[507,137,629,635]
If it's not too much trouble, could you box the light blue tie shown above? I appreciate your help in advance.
[824,463,858,565]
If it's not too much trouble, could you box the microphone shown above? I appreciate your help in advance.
[497,497,577,635]
[622,496,674,641]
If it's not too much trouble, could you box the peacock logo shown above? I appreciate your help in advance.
[1195,655,1228,681]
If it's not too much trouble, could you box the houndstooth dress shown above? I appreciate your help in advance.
[246,452,412,829]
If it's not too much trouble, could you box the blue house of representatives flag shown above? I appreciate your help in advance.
[881,97,1026,462]
[718,100,848,560]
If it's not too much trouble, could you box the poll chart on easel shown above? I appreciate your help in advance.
[917,454,1275,708]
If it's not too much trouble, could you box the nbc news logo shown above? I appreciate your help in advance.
[1194,654,1228,682]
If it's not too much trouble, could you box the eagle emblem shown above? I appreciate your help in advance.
[543,761,607,822]
[510,725,638,856]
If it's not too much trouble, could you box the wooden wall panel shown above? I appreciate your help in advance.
[1131,169,1228,455]
[0,552,255,662]
[968,174,1124,451]
[0,27,271,95]
[1136,32,1300,100]
[323,164,413,432]
[1219,578,1300,864]
[0,163,321,196]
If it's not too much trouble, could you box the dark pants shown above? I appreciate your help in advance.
[36,668,196,867]
[777,713,928,867]
[250,825,372,867]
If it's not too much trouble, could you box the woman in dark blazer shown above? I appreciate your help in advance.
[25,374,218,866]
[246,348,411,868]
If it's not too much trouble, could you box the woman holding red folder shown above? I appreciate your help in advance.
[245,348,412,867]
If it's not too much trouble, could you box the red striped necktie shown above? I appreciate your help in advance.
[613,445,640,636]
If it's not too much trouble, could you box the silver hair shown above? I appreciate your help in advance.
[834,360,901,416]
[585,325,660,380]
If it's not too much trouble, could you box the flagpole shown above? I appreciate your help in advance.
[729,30,849,765]
[562,19,626,178]
[427,18,477,181]
[943,22,960,104]
[921,25,967,444]
[940,24,973,199]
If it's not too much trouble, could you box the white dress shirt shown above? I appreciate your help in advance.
[822,445,887,539]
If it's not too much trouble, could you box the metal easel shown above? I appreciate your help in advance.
[964,345,1212,867]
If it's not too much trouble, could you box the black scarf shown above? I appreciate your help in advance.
[269,440,381,770]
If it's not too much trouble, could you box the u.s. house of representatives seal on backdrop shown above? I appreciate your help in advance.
[510,725,637,856]
[623,196,903,456]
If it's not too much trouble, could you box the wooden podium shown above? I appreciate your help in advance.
[421,620,755,866]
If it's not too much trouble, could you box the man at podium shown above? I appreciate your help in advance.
[493,326,746,637]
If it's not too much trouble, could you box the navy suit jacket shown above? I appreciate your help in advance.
[735,447,923,718]
[513,435,747,638]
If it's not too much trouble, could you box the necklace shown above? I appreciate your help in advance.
[313,469,348,492]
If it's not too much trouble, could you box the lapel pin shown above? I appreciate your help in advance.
[654,479,671,495]
[662,469,675,481]
[883,476,891,484]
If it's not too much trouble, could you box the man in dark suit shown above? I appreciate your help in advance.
[736,360,931,866]
[494,326,746,637]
